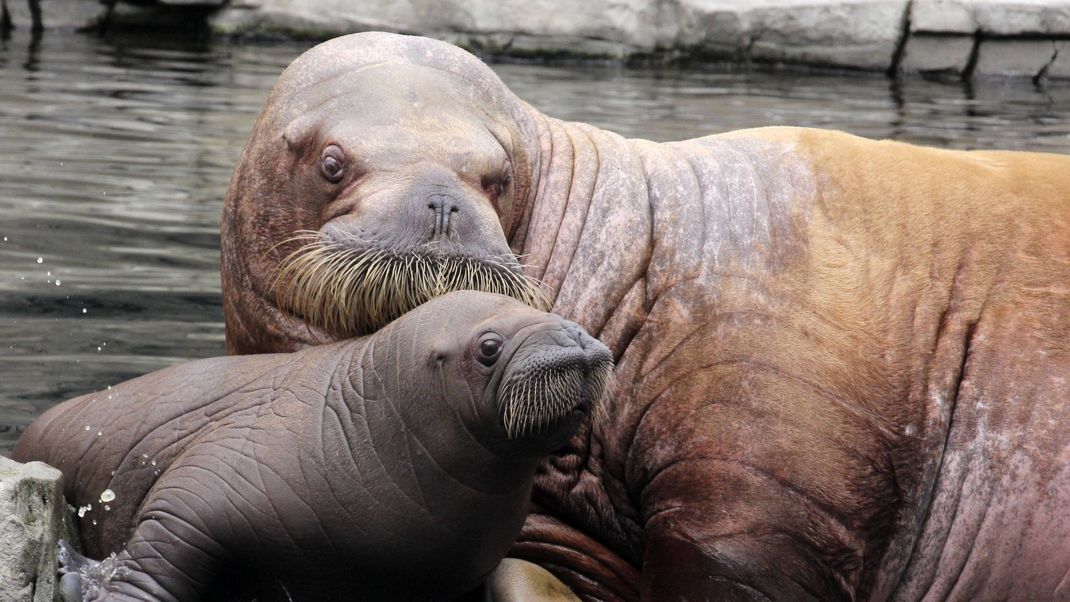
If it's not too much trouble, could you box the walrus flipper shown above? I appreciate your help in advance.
[57,539,130,602]
[62,515,223,602]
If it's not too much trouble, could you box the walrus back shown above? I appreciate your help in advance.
[644,126,1070,598]
[11,350,307,557]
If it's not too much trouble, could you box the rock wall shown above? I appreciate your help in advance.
[1,0,1068,79]
[205,0,1070,79]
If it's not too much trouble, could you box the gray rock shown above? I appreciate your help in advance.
[157,0,226,5]
[900,33,976,75]
[1049,45,1070,78]
[682,0,909,70]
[8,0,1070,78]
[211,0,911,69]
[974,39,1064,77]
[912,0,1070,35]
[0,0,101,31]
[0,456,78,602]
[212,0,666,58]
[911,0,978,32]
[485,559,581,601]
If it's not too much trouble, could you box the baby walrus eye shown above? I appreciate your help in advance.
[320,145,346,183]
[477,333,503,366]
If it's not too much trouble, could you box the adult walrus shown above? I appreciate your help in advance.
[221,32,1070,601]
[12,291,612,601]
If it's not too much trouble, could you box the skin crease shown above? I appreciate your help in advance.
[221,33,1070,601]
[12,292,612,601]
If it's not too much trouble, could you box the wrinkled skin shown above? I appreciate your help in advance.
[12,291,611,601]
[222,33,1070,601]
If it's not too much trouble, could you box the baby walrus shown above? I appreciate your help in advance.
[12,291,612,601]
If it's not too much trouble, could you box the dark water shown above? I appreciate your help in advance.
[1,31,1069,453]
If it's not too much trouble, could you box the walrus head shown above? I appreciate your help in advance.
[222,32,546,354]
[373,291,612,456]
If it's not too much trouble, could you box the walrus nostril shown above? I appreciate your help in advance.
[561,323,598,350]
[427,195,460,238]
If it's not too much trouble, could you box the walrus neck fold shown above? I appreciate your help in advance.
[339,317,541,497]
[512,114,655,355]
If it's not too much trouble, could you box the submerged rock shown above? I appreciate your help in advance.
[0,456,79,602]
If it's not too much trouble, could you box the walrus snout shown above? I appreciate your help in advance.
[497,319,613,441]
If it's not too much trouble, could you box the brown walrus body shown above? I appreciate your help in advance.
[221,32,1070,600]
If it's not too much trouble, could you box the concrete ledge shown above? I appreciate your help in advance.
[0,0,98,31]
[900,33,977,75]
[912,0,1070,35]
[3,0,1070,79]
[206,0,1070,79]
[974,38,1064,77]
[683,1,909,71]
[208,0,912,70]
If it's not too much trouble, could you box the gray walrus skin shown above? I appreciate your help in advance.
[221,33,1070,601]
[12,291,612,601]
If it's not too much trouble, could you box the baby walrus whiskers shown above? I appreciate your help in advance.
[497,323,613,439]
[274,231,549,337]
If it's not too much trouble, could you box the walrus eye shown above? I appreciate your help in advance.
[481,176,504,203]
[477,333,503,366]
[481,166,510,206]
[320,145,346,183]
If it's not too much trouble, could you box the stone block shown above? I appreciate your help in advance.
[911,0,979,32]
[913,0,1070,36]
[0,0,102,30]
[0,456,78,602]
[157,0,227,5]
[974,38,1063,77]
[1048,45,1070,78]
[211,0,911,70]
[900,33,975,75]
[664,0,911,70]
[211,0,669,57]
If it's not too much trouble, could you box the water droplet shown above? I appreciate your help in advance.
[35,257,43,264]
[104,505,111,511]
[110,470,115,476]
[99,489,115,503]
[141,454,148,459]
[92,520,97,526]
[77,505,88,517]
[96,431,102,436]
[55,280,61,286]
[46,271,51,276]
[84,425,91,431]
[2,236,6,242]
[150,460,156,466]
[97,347,101,352]
[82,308,87,314]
